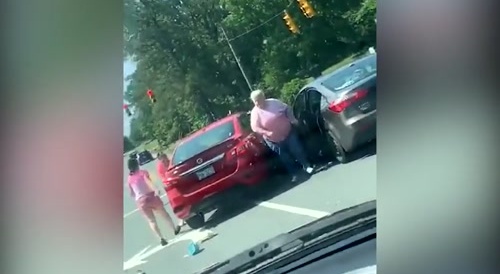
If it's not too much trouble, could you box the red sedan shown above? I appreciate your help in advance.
[162,112,270,229]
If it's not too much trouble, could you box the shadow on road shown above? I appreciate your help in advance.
[203,139,376,229]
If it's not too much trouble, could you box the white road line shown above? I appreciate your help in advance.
[123,208,140,218]
[123,193,167,218]
[256,201,330,219]
[125,198,330,219]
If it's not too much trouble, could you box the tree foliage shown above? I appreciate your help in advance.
[280,78,310,105]
[124,0,376,145]
[124,136,136,152]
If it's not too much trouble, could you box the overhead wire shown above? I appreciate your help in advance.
[225,2,295,41]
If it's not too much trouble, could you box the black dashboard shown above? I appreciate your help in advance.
[265,228,376,274]
[285,238,375,274]
[197,202,377,274]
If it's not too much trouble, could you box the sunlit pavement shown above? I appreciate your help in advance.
[123,144,376,274]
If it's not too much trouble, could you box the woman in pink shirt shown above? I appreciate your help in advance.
[250,89,313,182]
[156,153,185,227]
[156,153,170,182]
[127,158,180,246]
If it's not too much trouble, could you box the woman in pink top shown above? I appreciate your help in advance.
[250,89,314,182]
[156,153,170,182]
[127,158,180,246]
[156,153,185,227]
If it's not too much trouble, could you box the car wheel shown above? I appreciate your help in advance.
[327,133,349,164]
[185,213,205,229]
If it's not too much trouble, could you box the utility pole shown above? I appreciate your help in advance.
[220,26,253,92]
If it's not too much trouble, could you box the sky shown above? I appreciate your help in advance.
[123,59,137,136]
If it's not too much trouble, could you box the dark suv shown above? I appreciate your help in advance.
[138,150,154,165]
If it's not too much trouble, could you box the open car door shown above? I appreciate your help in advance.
[292,89,314,137]
[291,89,330,162]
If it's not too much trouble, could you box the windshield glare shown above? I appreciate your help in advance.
[171,121,235,165]
[321,56,377,91]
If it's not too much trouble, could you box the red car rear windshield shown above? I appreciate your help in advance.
[171,120,236,166]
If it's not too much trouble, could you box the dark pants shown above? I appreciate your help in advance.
[264,129,311,175]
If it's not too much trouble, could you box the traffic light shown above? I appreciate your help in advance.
[146,89,156,103]
[283,11,299,34]
[123,104,132,117]
[297,0,316,18]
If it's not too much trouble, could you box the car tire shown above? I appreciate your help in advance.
[327,133,349,164]
[185,213,205,229]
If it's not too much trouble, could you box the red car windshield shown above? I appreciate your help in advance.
[171,120,236,166]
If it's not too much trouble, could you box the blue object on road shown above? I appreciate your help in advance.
[187,241,200,256]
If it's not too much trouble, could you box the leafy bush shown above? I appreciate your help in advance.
[280,78,309,105]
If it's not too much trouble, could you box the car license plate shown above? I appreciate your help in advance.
[196,166,215,180]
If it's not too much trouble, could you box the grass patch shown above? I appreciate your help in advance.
[163,140,182,157]
[124,140,159,156]
[305,51,372,83]
[305,54,356,83]
[142,140,160,151]
[321,55,357,75]
[125,139,181,157]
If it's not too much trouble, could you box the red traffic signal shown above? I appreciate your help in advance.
[146,89,156,103]
[123,104,132,117]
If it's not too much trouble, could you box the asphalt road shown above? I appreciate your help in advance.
[123,144,376,274]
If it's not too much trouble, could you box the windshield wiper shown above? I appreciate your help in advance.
[195,200,376,274]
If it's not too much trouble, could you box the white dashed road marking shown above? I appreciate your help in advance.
[125,195,330,219]
[256,201,330,219]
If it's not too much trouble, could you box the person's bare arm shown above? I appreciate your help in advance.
[128,183,135,199]
[143,171,161,193]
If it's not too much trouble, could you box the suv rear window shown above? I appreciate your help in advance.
[321,56,376,91]
[171,120,236,165]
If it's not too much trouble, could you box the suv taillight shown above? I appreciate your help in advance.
[328,89,368,113]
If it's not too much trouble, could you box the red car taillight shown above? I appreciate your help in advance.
[229,142,249,156]
[328,89,368,113]
[226,137,251,160]
[163,178,178,190]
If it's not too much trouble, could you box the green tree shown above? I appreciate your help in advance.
[123,0,377,146]
[123,136,136,152]
[280,78,310,105]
